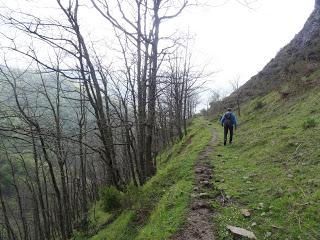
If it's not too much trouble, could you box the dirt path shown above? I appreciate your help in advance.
[176,127,217,240]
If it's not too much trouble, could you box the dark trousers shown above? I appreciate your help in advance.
[224,125,233,143]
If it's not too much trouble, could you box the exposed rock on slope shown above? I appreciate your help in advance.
[211,0,320,113]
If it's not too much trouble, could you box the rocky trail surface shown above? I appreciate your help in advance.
[176,127,217,240]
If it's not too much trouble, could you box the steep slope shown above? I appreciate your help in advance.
[207,2,320,238]
[210,85,320,239]
[212,1,320,112]
[72,118,213,240]
[72,2,320,239]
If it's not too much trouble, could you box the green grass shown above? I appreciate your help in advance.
[89,201,113,228]
[135,180,192,239]
[210,87,320,239]
[90,211,136,240]
[81,117,212,240]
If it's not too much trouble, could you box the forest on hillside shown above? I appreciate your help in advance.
[0,0,208,239]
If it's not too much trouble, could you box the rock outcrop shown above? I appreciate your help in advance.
[210,0,320,114]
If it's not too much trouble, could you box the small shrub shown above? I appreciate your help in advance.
[121,183,142,209]
[278,84,292,99]
[72,216,91,234]
[310,109,317,114]
[100,186,122,212]
[302,118,317,129]
[254,101,265,110]
[280,91,291,99]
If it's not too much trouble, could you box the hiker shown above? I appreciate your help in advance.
[220,108,238,145]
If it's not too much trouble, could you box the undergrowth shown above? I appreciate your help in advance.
[73,117,212,240]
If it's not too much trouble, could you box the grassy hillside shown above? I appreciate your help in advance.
[210,86,320,239]
[73,117,212,240]
[72,84,320,240]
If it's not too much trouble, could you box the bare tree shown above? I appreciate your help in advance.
[230,75,242,116]
[0,0,205,238]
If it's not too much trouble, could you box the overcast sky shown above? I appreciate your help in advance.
[0,0,315,106]
[168,0,314,105]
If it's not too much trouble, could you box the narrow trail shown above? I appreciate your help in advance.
[176,127,217,240]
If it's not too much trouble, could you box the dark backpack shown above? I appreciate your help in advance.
[224,112,232,126]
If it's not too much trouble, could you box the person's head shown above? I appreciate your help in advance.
[227,108,232,112]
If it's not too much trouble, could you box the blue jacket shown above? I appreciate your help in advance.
[221,111,237,127]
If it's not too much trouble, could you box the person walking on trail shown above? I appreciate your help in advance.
[220,108,238,146]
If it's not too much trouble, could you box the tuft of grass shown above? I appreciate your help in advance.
[135,180,192,240]
[89,201,113,228]
[302,118,317,129]
[254,100,265,110]
[90,211,136,240]
[100,186,123,212]
[210,87,320,239]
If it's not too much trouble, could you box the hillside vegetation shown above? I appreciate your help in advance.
[207,5,320,237]
[210,85,320,239]
[0,1,202,238]
[76,83,320,240]
[1,1,320,240]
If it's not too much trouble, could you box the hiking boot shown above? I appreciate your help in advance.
[224,140,227,146]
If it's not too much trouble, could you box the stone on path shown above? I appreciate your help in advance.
[240,209,251,217]
[191,201,211,210]
[198,192,209,198]
[227,225,257,239]
[201,180,210,186]
[195,168,203,174]
[265,231,272,238]
[175,128,217,240]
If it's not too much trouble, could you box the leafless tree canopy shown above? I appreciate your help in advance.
[230,75,241,116]
[0,0,208,239]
